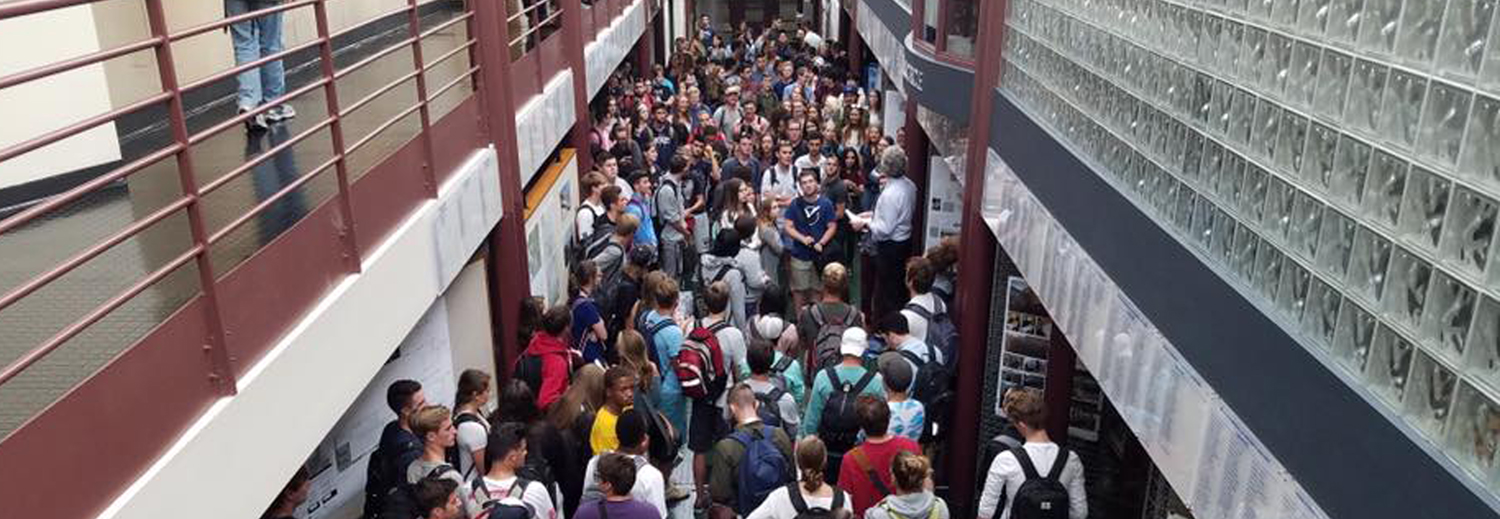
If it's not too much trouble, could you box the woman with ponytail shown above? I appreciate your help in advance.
[569,261,609,364]
[864,451,949,519]
[746,437,853,519]
[453,369,493,477]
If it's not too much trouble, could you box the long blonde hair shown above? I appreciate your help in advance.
[617,330,658,393]
[548,364,605,430]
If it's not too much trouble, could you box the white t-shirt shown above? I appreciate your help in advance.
[746,485,852,519]
[577,200,605,240]
[614,176,635,200]
[901,293,944,343]
[454,411,489,478]
[581,453,668,518]
[976,442,1088,519]
[480,474,559,519]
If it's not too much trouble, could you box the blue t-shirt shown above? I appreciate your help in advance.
[572,297,605,363]
[626,197,657,246]
[888,399,926,441]
[645,311,687,434]
[782,195,836,261]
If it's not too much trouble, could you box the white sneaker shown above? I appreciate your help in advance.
[240,107,268,131]
[265,104,297,122]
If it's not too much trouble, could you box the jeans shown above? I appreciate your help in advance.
[224,0,286,110]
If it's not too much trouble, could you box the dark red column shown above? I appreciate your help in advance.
[473,0,532,376]
[946,0,1008,513]
[902,95,928,252]
[563,0,594,173]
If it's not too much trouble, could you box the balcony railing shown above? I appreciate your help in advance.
[0,0,546,516]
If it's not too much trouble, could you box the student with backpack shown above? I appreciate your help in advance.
[571,262,611,365]
[577,172,609,242]
[746,339,801,437]
[641,276,689,446]
[898,258,957,365]
[752,292,806,409]
[477,423,558,519]
[863,452,949,519]
[698,228,749,330]
[837,396,922,517]
[624,171,658,251]
[701,281,750,383]
[582,409,669,517]
[745,437,853,519]
[574,453,663,519]
[366,380,427,519]
[517,304,577,410]
[405,406,480,517]
[976,389,1087,519]
[876,315,944,400]
[803,328,885,483]
[656,155,691,280]
[796,263,863,370]
[453,370,493,479]
[709,384,795,516]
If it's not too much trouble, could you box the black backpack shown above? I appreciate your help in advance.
[905,300,958,366]
[635,395,681,466]
[755,386,790,432]
[808,304,859,369]
[900,346,948,411]
[471,476,538,519]
[445,412,488,479]
[363,425,423,519]
[786,483,849,519]
[1008,447,1072,519]
[378,464,458,519]
[568,206,613,269]
[817,366,876,453]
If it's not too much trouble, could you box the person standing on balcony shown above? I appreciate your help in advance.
[225,0,295,131]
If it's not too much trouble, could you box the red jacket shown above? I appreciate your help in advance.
[524,332,572,411]
[837,437,922,517]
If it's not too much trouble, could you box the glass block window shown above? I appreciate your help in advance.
[1000,0,1500,493]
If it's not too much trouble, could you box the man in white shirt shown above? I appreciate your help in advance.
[977,389,1087,519]
[899,256,944,342]
[760,142,798,207]
[860,145,917,319]
[581,409,669,517]
[479,423,558,519]
[577,171,608,241]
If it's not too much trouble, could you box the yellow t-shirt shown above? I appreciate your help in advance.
[590,406,622,454]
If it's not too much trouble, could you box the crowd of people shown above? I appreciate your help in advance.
[261,14,1086,519]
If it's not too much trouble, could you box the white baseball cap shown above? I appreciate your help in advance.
[840,327,868,357]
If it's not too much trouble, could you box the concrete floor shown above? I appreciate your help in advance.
[0,8,474,439]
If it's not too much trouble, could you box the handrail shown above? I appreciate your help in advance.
[0,0,490,402]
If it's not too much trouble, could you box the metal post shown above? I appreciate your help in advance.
[473,0,534,375]
[407,0,441,196]
[947,0,1008,513]
[143,0,236,394]
[312,0,364,273]
[561,0,593,173]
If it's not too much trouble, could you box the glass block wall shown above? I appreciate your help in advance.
[998,0,1500,495]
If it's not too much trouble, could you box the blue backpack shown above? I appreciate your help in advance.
[729,425,790,515]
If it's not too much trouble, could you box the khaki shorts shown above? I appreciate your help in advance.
[789,258,820,292]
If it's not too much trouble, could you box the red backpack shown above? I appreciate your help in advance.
[676,325,728,400]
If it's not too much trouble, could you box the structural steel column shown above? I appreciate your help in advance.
[946,0,1007,513]
[473,0,532,376]
[563,0,594,173]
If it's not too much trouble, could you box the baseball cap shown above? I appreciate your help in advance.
[840,327,868,357]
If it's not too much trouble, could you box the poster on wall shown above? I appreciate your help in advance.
[300,301,456,519]
[883,89,904,141]
[525,155,579,305]
[994,277,1053,417]
[924,154,962,249]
